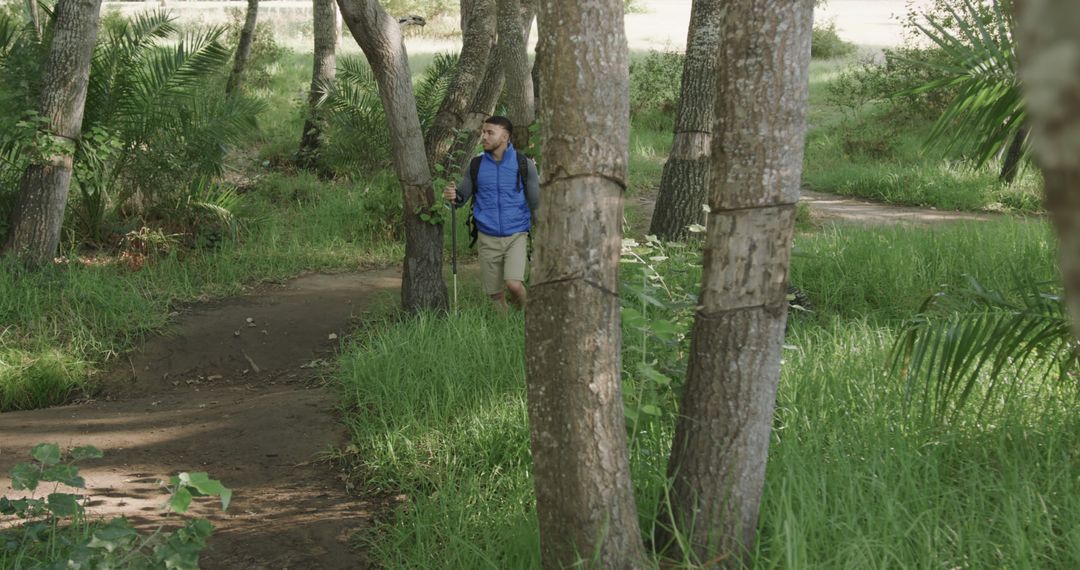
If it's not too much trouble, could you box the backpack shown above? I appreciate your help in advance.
[464,153,532,247]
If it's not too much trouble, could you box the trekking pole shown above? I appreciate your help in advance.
[449,200,458,311]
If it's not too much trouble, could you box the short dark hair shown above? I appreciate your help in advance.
[483,115,513,135]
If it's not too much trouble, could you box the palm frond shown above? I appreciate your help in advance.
[890,276,1079,426]
[897,0,1024,168]
[414,51,459,130]
[0,12,20,57]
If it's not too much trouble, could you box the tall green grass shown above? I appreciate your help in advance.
[335,218,1074,568]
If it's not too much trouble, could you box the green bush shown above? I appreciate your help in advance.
[629,50,683,116]
[811,21,856,59]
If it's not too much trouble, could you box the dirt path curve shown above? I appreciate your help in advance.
[630,188,997,236]
[0,268,402,569]
[800,190,998,225]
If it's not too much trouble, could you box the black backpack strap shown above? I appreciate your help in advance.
[469,155,482,192]
[467,155,482,248]
[518,153,528,192]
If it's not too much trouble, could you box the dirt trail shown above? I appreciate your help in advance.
[0,268,402,569]
[630,188,998,236]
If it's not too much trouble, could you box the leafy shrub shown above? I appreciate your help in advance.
[826,47,957,120]
[629,49,684,116]
[1,443,230,569]
[811,20,856,59]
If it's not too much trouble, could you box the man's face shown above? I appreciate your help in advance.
[481,123,510,152]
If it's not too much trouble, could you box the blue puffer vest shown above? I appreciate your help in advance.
[472,144,531,237]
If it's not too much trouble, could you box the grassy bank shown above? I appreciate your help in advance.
[335,217,1074,567]
[802,57,1043,214]
[0,172,403,411]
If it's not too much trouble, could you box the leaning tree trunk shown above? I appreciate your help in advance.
[336,0,448,312]
[998,123,1027,184]
[647,0,723,242]
[496,0,534,151]
[525,0,644,567]
[225,0,259,95]
[297,0,337,170]
[423,0,496,169]
[655,0,813,565]
[2,0,102,266]
[444,43,505,175]
[1015,0,1080,341]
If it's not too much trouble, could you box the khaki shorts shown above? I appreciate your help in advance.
[477,232,528,295]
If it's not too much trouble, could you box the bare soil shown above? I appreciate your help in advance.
[0,268,402,569]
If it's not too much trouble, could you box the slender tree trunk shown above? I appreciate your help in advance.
[2,0,102,266]
[423,0,495,169]
[655,0,813,565]
[648,0,723,242]
[337,0,448,312]
[226,0,259,95]
[998,123,1027,184]
[496,0,534,151]
[444,46,505,175]
[297,0,337,170]
[27,0,42,42]
[525,0,643,567]
[1015,0,1080,340]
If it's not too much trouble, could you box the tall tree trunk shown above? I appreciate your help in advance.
[297,0,337,171]
[337,0,448,312]
[444,47,505,175]
[496,0,534,151]
[655,0,813,565]
[423,0,495,170]
[226,0,259,95]
[1015,0,1080,340]
[647,0,723,242]
[998,124,1027,184]
[525,0,643,567]
[27,0,42,42]
[2,0,102,266]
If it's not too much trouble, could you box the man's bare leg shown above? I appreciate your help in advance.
[490,291,509,313]
[505,280,527,310]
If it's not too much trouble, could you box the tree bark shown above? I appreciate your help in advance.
[496,0,534,151]
[2,0,102,266]
[444,44,505,175]
[647,0,723,242]
[998,124,1027,184]
[423,0,495,170]
[525,0,643,567]
[226,0,259,95]
[337,0,448,312]
[1015,0,1080,340]
[297,0,338,171]
[27,0,42,42]
[656,0,813,565]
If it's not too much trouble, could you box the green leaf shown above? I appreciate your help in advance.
[640,404,662,416]
[10,462,40,491]
[169,487,193,513]
[46,493,83,517]
[30,443,61,466]
[42,464,86,488]
[87,518,138,553]
[177,472,232,511]
[636,363,672,387]
[70,446,104,461]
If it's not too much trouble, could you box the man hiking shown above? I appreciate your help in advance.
[443,116,539,311]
